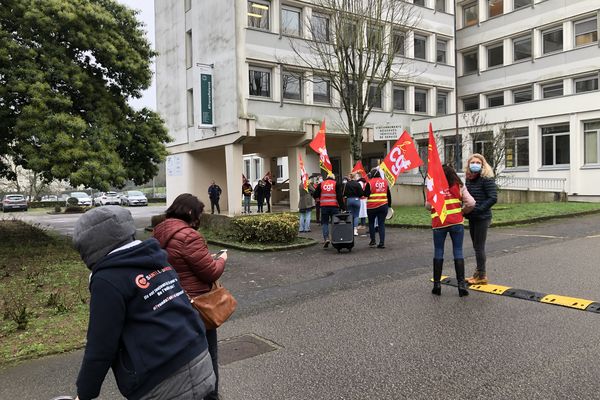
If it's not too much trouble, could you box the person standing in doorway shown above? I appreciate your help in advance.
[464,153,497,285]
[242,179,253,214]
[365,169,392,249]
[207,181,222,214]
[343,173,364,236]
[313,173,344,248]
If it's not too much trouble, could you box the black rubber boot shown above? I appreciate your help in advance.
[455,258,469,297]
[432,258,443,295]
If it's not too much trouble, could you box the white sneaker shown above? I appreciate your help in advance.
[353,228,358,236]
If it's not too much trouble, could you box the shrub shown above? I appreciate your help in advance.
[229,213,298,243]
[64,205,84,213]
[54,205,62,213]
[66,197,79,206]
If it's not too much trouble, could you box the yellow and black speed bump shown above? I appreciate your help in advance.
[437,276,599,314]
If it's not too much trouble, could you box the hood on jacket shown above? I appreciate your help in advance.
[153,218,193,249]
[92,238,169,275]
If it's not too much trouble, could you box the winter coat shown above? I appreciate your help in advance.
[153,218,225,297]
[208,184,221,200]
[465,174,497,221]
[298,183,315,211]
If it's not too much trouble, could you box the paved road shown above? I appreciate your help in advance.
[1,213,600,399]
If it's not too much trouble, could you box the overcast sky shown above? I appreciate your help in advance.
[118,0,156,110]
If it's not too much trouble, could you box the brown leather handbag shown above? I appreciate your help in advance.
[189,281,237,330]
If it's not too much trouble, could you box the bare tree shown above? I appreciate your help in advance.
[461,112,509,178]
[286,0,420,162]
[0,156,67,200]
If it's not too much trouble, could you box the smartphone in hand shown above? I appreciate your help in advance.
[214,249,227,259]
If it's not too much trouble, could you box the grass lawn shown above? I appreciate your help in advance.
[199,228,316,251]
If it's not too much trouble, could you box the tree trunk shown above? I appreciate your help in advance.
[349,125,363,163]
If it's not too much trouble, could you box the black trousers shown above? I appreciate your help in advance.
[468,217,491,274]
[204,328,219,400]
[210,199,220,214]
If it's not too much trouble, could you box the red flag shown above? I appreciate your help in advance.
[351,160,368,180]
[426,123,449,223]
[299,154,309,192]
[309,120,333,175]
[378,131,423,186]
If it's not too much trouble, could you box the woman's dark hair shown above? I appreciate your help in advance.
[165,193,205,228]
[370,168,381,179]
[443,164,462,187]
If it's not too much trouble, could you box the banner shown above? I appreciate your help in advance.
[299,154,309,192]
[309,120,333,175]
[199,65,213,127]
[378,131,423,186]
[351,160,368,180]
[426,123,449,223]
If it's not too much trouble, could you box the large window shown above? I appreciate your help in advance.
[542,27,563,54]
[584,121,600,164]
[463,3,478,27]
[473,132,494,164]
[575,75,599,93]
[505,128,529,168]
[313,76,331,103]
[393,30,405,56]
[463,95,479,111]
[413,0,425,6]
[513,86,532,103]
[513,35,531,61]
[487,92,504,108]
[367,25,384,50]
[463,49,478,74]
[249,66,271,97]
[311,13,330,42]
[248,0,270,30]
[487,43,503,68]
[414,88,428,113]
[367,84,382,109]
[417,139,429,173]
[437,91,448,115]
[444,136,462,167]
[575,17,598,47]
[435,0,446,12]
[437,39,447,63]
[393,86,405,111]
[542,124,570,166]
[282,71,302,101]
[281,5,301,36]
[488,0,503,18]
[254,158,261,180]
[542,81,563,98]
[513,0,530,9]
[414,34,427,60]
[244,160,251,180]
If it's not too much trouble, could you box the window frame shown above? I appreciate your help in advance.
[435,0,446,12]
[472,132,494,165]
[392,30,406,56]
[574,17,598,47]
[513,34,532,62]
[505,127,529,169]
[487,42,504,68]
[414,34,427,61]
[247,0,271,31]
[436,39,447,64]
[513,0,531,10]
[437,91,448,115]
[488,0,503,19]
[574,74,599,94]
[414,88,428,114]
[513,86,533,103]
[248,65,272,98]
[367,84,383,109]
[413,0,425,7]
[311,12,330,42]
[281,4,302,37]
[463,2,478,28]
[367,24,384,50]
[487,92,504,108]
[541,124,570,167]
[583,121,600,165]
[541,81,564,99]
[313,75,331,104]
[393,86,406,111]
[282,70,303,102]
[463,95,479,111]
[542,26,563,55]
[462,49,478,75]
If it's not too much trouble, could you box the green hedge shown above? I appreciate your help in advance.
[29,201,64,208]
[229,213,299,243]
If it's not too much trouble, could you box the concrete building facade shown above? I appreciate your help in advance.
[156,0,600,213]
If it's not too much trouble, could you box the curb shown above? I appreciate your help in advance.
[205,237,318,252]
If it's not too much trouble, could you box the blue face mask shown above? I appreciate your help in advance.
[469,163,482,173]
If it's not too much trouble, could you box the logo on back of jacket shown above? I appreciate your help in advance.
[375,181,386,191]
[323,183,334,191]
[134,266,186,311]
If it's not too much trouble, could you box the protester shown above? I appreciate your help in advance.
[357,175,368,234]
[153,194,227,400]
[464,153,497,285]
[365,169,392,248]
[343,173,364,236]
[254,179,265,213]
[242,179,253,214]
[72,206,215,400]
[263,173,273,213]
[427,165,475,297]
[207,181,222,214]
[313,173,344,248]
[312,175,322,224]
[298,178,315,233]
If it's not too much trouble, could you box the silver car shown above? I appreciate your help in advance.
[2,194,28,212]
[67,192,92,206]
[94,191,121,206]
[121,190,148,206]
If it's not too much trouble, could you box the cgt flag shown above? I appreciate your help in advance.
[299,154,309,192]
[379,131,423,186]
[426,123,449,223]
[309,120,333,175]
[351,160,368,180]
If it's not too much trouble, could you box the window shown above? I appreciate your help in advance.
[575,17,598,47]
[282,71,302,101]
[575,75,599,93]
[513,86,532,103]
[444,136,462,167]
[311,13,330,42]
[340,20,358,48]
[313,76,331,103]
[437,91,448,115]
[584,121,600,164]
[463,49,478,74]
[367,85,382,109]
[542,124,570,166]
[413,0,425,6]
[393,30,405,56]
[244,160,251,180]
[472,132,494,164]
[436,39,447,63]
[249,66,271,97]
[184,0,191,12]
[487,43,503,68]
[185,30,193,69]
[488,0,503,18]
[254,158,261,179]
[186,89,194,127]
[414,34,427,60]
[281,5,301,36]
[542,81,563,98]
[367,25,384,49]
[435,0,445,12]
[487,92,504,107]
[463,95,479,111]
[513,0,530,9]
[463,3,478,27]
[505,128,529,168]
[393,86,405,111]
[542,27,563,54]
[513,35,531,61]
[417,139,429,173]
[248,1,270,30]
[414,88,428,113]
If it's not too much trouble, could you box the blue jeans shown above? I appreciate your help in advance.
[433,224,464,260]
[345,197,361,228]
[299,210,312,232]
[243,196,251,213]
[320,206,339,241]
[367,205,388,244]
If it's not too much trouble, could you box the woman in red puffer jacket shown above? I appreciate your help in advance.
[153,193,226,400]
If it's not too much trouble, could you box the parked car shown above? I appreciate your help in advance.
[2,194,28,212]
[93,191,120,206]
[120,190,148,206]
[67,192,92,207]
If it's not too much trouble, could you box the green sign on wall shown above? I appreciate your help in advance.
[200,70,213,126]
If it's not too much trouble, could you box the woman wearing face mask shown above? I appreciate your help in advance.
[464,153,497,285]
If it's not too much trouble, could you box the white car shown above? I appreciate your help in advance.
[120,190,148,206]
[94,191,121,206]
[67,192,92,206]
